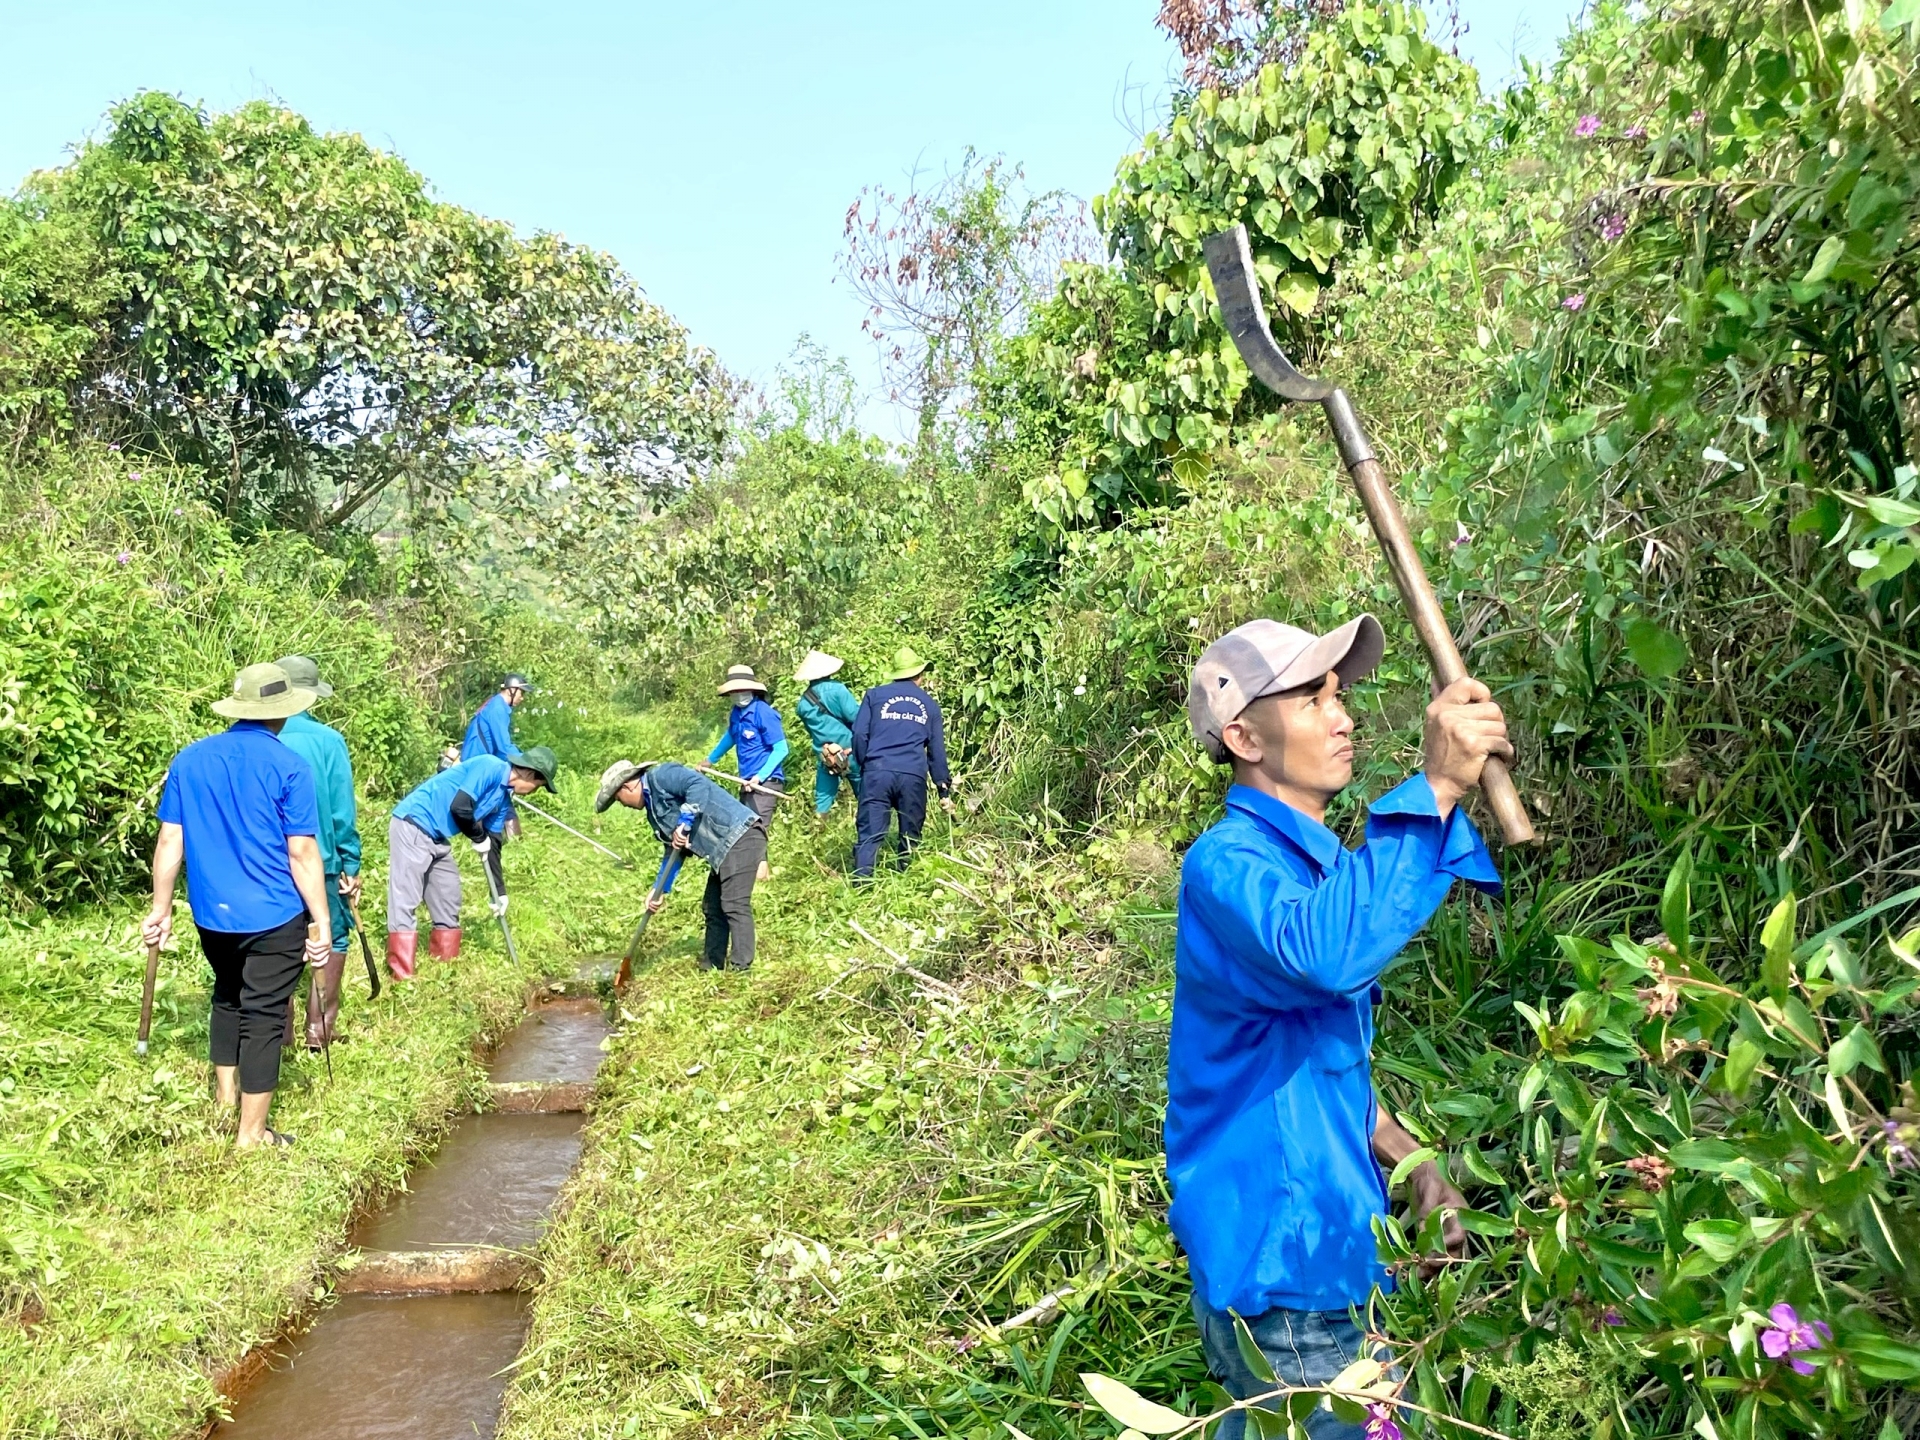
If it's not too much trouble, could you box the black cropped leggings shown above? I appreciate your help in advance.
[200,912,308,1094]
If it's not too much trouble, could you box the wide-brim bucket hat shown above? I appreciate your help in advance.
[272,654,334,698]
[717,664,768,696]
[211,662,319,720]
[513,745,560,791]
[1187,615,1384,762]
[595,758,644,813]
[794,650,844,684]
[888,647,929,682]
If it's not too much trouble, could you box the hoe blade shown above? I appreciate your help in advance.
[1203,224,1336,403]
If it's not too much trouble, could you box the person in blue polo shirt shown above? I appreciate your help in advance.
[142,662,338,1150]
[1173,617,1510,1438]
[708,665,787,880]
[385,747,557,977]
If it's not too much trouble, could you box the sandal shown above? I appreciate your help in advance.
[262,1128,296,1147]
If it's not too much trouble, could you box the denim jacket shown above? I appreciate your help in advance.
[640,762,756,868]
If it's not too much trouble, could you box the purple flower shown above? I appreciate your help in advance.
[1690,108,1706,124]
[1602,1306,1626,1326]
[1599,213,1627,243]
[1563,293,1587,312]
[1575,114,1602,138]
[1760,1303,1830,1376]
[128,471,142,481]
[1365,1404,1405,1440]
[1886,1120,1917,1170]
[115,551,132,565]
[1624,124,1648,141]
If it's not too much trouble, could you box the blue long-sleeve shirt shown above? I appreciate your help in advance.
[1166,775,1499,1317]
[278,712,363,876]
[707,698,787,784]
[850,680,950,789]
[461,694,523,763]
[795,680,860,751]
[393,756,515,843]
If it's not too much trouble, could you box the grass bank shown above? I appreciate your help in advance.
[0,720,647,1438]
[498,715,1198,1440]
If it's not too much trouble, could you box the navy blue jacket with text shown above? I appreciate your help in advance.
[850,680,951,790]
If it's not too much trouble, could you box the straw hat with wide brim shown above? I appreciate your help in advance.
[272,654,334,698]
[717,664,768,696]
[794,650,844,684]
[212,662,319,720]
[888,647,929,682]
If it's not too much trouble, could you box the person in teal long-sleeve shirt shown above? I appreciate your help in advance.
[792,650,861,814]
[273,655,363,1050]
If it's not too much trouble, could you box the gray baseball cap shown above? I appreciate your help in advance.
[1188,616,1384,762]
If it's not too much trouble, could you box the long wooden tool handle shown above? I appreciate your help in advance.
[1326,392,1536,845]
[137,941,162,1055]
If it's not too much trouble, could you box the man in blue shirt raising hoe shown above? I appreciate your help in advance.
[1171,616,1510,1438]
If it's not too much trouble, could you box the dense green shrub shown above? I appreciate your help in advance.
[0,450,459,906]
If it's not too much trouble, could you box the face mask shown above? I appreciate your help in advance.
[733,693,751,709]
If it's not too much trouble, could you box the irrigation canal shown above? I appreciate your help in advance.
[214,993,614,1438]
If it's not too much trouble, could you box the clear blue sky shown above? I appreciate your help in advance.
[0,2,1578,434]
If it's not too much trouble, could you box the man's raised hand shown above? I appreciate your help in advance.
[1422,676,1514,817]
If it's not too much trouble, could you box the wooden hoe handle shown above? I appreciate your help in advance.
[1329,393,1535,846]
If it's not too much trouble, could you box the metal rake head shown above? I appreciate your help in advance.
[1203,224,1336,403]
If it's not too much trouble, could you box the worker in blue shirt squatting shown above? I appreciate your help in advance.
[272,655,363,1051]
[1172,616,1508,1439]
[595,759,767,971]
[383,747,558,978]
[849,647,954,879]
[708,665,786,882]
[792,650,861,815]
[459,672,532,837]
[142,663,338,1149]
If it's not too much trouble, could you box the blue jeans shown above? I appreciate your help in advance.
[1192,1288,1368,1440]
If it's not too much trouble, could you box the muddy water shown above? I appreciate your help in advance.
[216,1000,610,1437]
[351,1113,584,1250]
[214,1293,527,1439]
[488,1001,610,1083]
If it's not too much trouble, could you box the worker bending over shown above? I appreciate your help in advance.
[385,747,556,977]
[273,654,363,1050]
[143,663,335,1148]
[1171,617,1506,1438]
[596,759,766,972]
[793,650,861,815]
[850,647,952,878]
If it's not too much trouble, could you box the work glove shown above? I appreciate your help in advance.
[489,894,509,920]
[471,836,493,856]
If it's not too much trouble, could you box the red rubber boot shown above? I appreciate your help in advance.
[427,927,462,961]
[386,930,419,981]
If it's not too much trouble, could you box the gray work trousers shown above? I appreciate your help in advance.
[387,817,462,934]
[702,823,766,971]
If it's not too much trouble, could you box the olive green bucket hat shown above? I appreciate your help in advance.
[211,662,318,720]
[513,745,559,791]
[272,654,334,698]
[888,646,929,682]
